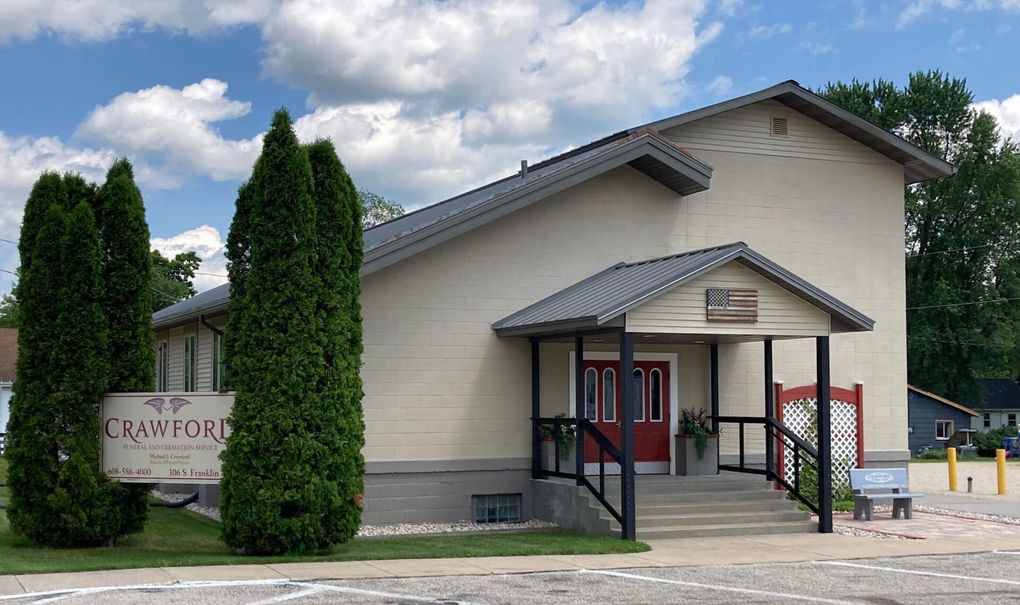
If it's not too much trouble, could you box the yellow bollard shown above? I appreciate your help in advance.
[947,447,958,492]
[997,448,1007,495]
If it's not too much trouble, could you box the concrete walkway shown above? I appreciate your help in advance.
[0,531,1008,597]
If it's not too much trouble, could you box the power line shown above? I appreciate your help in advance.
[907,243,996,257]
[907,296,1020,311]
[0,238,16,245]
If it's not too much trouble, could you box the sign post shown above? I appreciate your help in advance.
[101,392,233,484]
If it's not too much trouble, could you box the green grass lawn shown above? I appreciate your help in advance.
[0,457,648,575]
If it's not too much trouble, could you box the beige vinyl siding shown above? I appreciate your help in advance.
[662,99,896,168]
[625,261,830,337]
[167,326,187,391]
[195,325,214,391]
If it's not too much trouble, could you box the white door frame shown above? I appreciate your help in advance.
[569,351,679,475]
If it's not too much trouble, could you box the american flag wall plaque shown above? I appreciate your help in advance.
[706,288,758,322]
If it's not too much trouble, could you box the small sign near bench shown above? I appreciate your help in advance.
[849,468,924,521]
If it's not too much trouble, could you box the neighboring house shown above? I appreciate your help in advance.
[968,378,1020,431]
[152,80,953,532]
[0,328,16,453]
[907,385,978,454]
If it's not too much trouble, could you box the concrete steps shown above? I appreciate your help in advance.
[581,474,816,540]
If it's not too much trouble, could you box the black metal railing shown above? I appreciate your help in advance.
[712,415,821,515]
[532,417,623,525]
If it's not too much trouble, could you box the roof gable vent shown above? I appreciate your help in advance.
[770,116,789,137]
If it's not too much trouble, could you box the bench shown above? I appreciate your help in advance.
[848,468,924,521]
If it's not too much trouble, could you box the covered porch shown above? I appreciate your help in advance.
[492,242,875,539]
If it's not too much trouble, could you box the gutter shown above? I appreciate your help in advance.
[200,315,225,336]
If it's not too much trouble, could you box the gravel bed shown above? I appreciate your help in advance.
[152,490,221,522]
[151,491,557,536]
[915,505,1020,524]
[356,519,557,537]
[832,525,908,540]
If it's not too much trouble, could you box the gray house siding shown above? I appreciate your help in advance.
[907,390,974,454]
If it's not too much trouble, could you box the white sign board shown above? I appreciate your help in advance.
[102,392,233,484]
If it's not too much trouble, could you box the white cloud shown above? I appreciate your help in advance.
[0,0,271,43]
[748,22,792,38]
[150,225,228,292]
[897,0,1020,29]
[75,79,263,187]
[707,76,733,96]
[796,40,836,55]
[974,94,1020,142]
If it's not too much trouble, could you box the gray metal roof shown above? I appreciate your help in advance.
[491,242,875,338]
[152,283,228,327]
[644,80,955,185]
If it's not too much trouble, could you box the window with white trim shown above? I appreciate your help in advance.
[650,369,662,422]
[632,369,645,422]
[184,335,197,392]
[984,413,991,428]
[156,340,169,392]
[1009,413,1017,427]
[603,368,616,422]
[584,367,597,419]
[935,419,954,440]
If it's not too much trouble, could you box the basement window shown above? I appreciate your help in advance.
[473,494,522,524]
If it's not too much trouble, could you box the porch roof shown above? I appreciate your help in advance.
[491,242,875,339]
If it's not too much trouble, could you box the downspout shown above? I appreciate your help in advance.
[200,315,224,336]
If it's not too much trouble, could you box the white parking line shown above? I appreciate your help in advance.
[579,569,859,604]
[816,560,1020,586]
[0,578,485,605]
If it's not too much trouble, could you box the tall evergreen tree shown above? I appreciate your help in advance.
[220,109,334,554]
[821,71,1020,400]
[223,181,253,392]
[7,200,133,546]
[307,139,364,543]
[95,159,154,534]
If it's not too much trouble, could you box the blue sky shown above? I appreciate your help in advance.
[1,0,1018,293]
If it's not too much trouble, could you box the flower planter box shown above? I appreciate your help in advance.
[675,433,718,476]
[542,438,576,475]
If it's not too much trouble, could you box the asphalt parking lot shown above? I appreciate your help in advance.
[3,551,1020,604]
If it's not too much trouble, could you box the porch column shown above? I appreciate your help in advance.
[620,331,636,540]
[574,336,585,484]
[710,344,720,434]
[816,335,833,533]
[764,339,775,478]
[531,338,541,480]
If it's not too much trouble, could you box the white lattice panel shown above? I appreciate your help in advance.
[780,398,858,493]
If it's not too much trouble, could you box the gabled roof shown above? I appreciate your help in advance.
[491,242,875,338]
[643,80,955,185]
[362,130,712,275]
[908,385,978,417]
[152,284,228,327]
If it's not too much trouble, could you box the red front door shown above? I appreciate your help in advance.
[582,359,670,467]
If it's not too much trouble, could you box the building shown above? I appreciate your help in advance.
[0,328,16,454]
[906,385,978,454]
[152,81,953,536]
[968,378,1020,431]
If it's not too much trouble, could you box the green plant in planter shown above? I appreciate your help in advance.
[539,413,577,459]
[679,408,716,460]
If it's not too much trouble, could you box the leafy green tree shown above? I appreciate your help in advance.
[220,109,334,554]
[0,293,18,328]
[95,159,154,534]
[821,71,1020,401]
[307,139,365,544]
[359,189,403,228]
[151,250,200,312]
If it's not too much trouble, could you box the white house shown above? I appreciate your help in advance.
[152,81,953,538]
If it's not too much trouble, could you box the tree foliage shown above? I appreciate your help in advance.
[307,139,365,544]
[151,250,201,312]
[221,110,362,554]
[0,293,18,328]
[821,71,1020,401]
[359,189,404,228]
